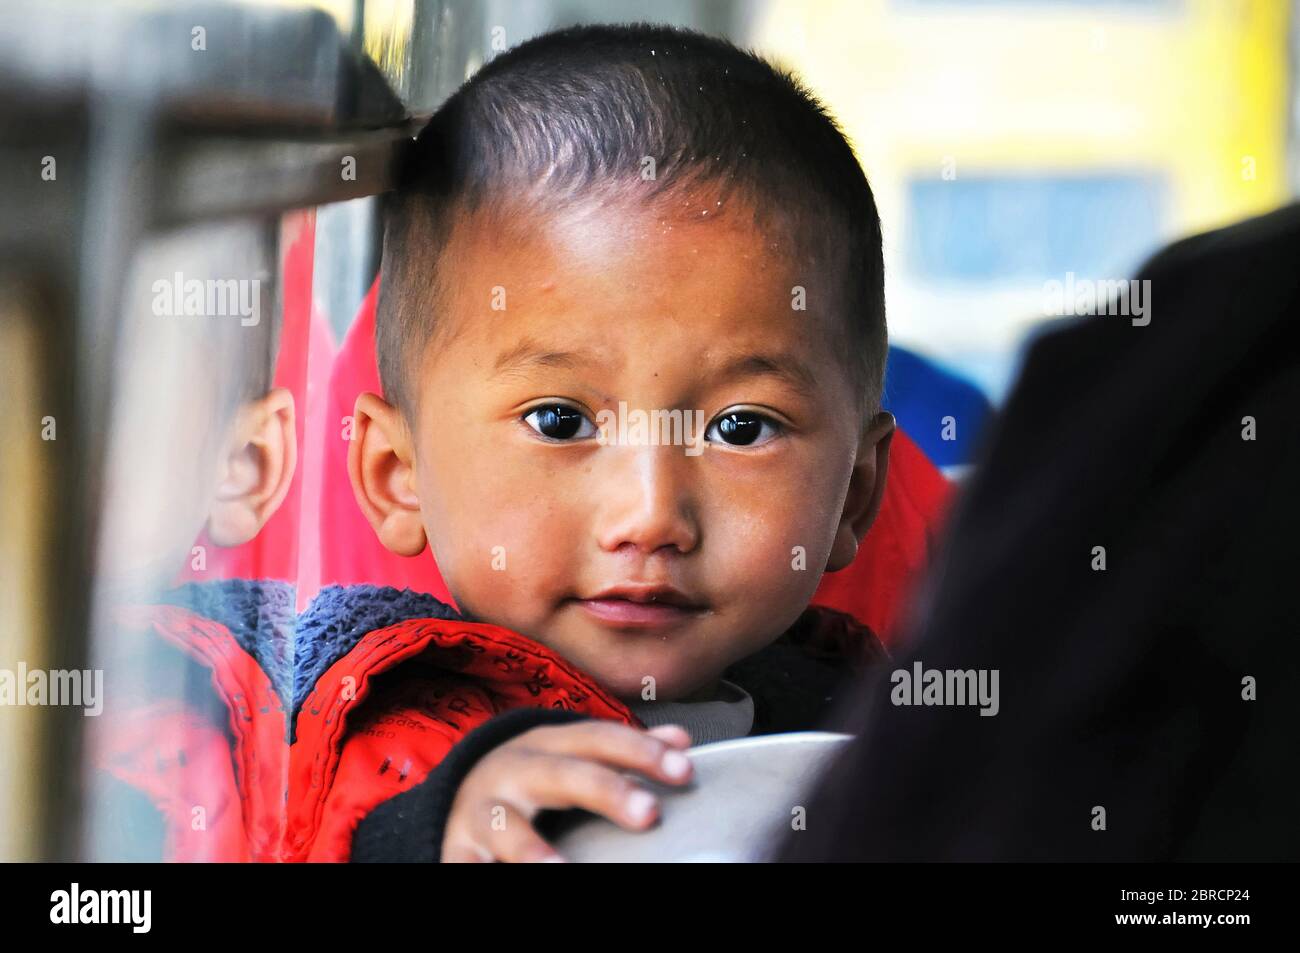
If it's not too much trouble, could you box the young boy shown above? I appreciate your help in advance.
[340,23,895,863]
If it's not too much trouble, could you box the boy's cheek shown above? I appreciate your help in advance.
[716,493,838,585]
[426,507,575,623]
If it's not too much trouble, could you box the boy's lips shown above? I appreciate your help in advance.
[573,585,707,629]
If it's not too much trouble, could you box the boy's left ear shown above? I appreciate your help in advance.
[207,387,297,547]
[826,410,895,573]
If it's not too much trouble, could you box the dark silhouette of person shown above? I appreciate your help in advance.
[782,204,1300,862]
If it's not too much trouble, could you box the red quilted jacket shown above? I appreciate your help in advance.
[90,583,878,862]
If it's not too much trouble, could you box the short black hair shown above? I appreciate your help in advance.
[378,22,886,417]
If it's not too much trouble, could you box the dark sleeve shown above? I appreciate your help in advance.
[350,707,591,863]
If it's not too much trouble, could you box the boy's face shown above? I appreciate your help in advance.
[354,192,892,702]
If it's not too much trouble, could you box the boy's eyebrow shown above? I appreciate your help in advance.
[716,351,820,396]
[491,338,821,395]
[491,338,601,376]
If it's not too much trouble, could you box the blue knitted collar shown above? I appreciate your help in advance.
[162,581,461,738]
[293,584,461,721]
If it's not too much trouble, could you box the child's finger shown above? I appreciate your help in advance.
[518,755,663,831]
[524,720,694,785]
[462,801,566,864]
[645,724,692,748]
[440,837,495,863]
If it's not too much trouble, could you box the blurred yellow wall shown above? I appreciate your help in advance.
[751,0,1291,393]
[755,0,1290,245]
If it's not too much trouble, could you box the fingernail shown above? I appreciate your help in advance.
[648,724,686,740]
[528,847,566,863]
[625,789,657,824]
[662,750,691,780]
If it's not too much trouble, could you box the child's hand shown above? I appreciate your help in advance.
[441,721,694,862]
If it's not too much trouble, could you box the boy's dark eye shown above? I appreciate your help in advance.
[706,410,780,447]
[523,404,596,441]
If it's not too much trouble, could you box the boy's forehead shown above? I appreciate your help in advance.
[451,189,771,266]
[416,191,853,395]
[440,192,827,325]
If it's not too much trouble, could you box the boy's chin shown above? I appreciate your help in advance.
[569,655,720,707]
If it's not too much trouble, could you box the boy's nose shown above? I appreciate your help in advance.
[592,446,700,556]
